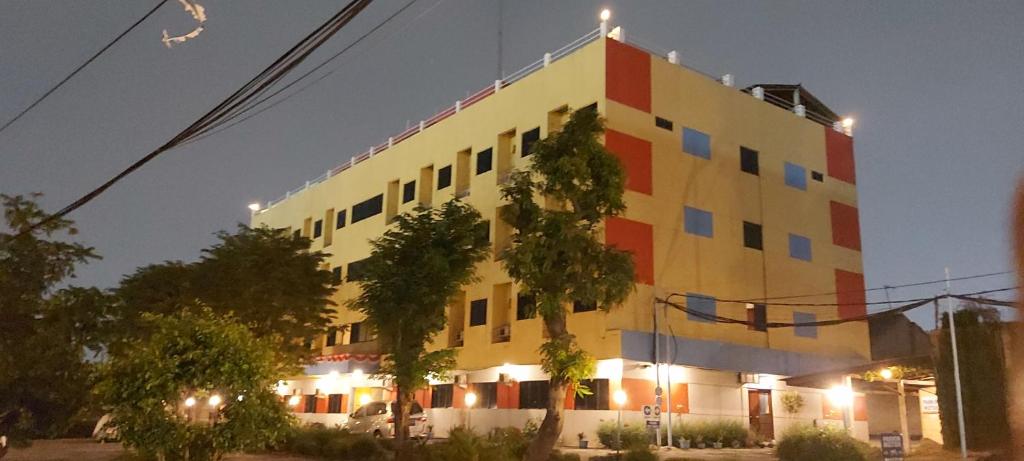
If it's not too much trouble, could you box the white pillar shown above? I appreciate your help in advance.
[897,379,911,454]
[600,21,608,36]
[752,86,764,100]
[667,51,678,64]
[494,80,501,92]
[794,104,806,117]
[543,53,551,67]
[455,100,462,112]
[721,74,735,87]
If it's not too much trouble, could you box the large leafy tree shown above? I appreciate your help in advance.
[349,201,489,446]
[97,309,294,461]
[109,225,336,370]
[499,108,635,461]
[0,194,103,444]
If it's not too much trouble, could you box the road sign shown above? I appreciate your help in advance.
[881,433,904,461]
[645,420,660,428]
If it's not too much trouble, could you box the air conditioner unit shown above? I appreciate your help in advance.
[497,324,511,341]
[738,372,759,385]
[498,373,513,385]
[456,374,469,387]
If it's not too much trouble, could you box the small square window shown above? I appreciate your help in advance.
[352,194,384,223]
[740,147,759,175]
[788,233,812,261]
[682,127,711,159]
[328,394,343,413]
[349,322,362,343]
[686,293,716,323]
[655,116,673,131]
[684,206,714,238]
[293,229,301,239]
[784,162,807,190]
[743,221,763,250]
[431,384,454,408]
[469,299,487,326]
[794,312,817,338]
[402,181,416,203]
[811,171,824,182]
[522,128,541,157]
[336,210,347,229]
[437,165,452,189]
[580,102,598,115]
[476,148,493,174]
[331,267,342,285]
[747,304,767,332]
[573,300,597,313]
[313,219,323,238]
[325,328,337,346]
[516,293,536,320]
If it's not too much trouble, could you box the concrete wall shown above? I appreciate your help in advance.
[866,393,922,438]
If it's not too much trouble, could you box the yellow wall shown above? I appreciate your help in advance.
[252,37,869,375]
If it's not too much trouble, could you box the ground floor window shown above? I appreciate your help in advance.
[303,395,316,413]
[328,394,343,413]
[472,382,498,409]
[574,379,609,410]
[519,380,549,409]
[431,384,454,408]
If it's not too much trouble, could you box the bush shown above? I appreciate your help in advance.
[280,425,384,460]
[548,451,582,461]
[597,420,650,450]
[659,419,751,447]
[623,448,658,461]
[776,425,874,461]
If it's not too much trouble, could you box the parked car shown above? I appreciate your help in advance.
[345,400,429,438]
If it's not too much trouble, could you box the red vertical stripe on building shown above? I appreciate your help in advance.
[606,39,651,112]
[606,129,653,195]
[453,385,465,409]
[315,396,328,413]
[830,201,862,251]
[497,382,520,409]
[825,128,856,184]
[415,388,431,409]
[835,269,867,319]
[564,384,576,410]
[854,396,868,421]
[605,217,655,285]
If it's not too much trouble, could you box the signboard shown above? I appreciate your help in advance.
[881,433,904,461]
[920,394,939,414]
[643,404,661,428]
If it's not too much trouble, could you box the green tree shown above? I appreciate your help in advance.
[109,225,336,371]
[98,309,294,461]
[349,201,489,446]
[499,108,635,461]
[0,194,102,444]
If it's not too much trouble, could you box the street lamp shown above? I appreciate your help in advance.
[208,394,222,407]
[880,368,894,380]
[613,389,627,454]
[247,203,260,212]
[828,383,854,430]
[288,395,301,407]
[599,9,611,22]
[464,391,478,431]
[184,396,197,407]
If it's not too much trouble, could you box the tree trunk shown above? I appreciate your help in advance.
[394,387,413,442]
[524,314,570,461]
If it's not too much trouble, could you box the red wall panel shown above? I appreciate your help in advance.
[606,39,651,112]
[606,129,653,195]
[497,382,520,409]
[830,201,862,251]
[315,396,328,413]
[605,217,655,285]
[825,128,856,184]
[835,269,867,319]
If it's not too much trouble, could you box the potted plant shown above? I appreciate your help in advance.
[713,438,723,449]
[677,437,691,449]
[577,432,589,449]
[695,434,705,449]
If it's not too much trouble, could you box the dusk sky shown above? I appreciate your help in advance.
[1,0,1020,329]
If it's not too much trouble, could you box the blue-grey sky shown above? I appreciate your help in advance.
[1,1,1020,329]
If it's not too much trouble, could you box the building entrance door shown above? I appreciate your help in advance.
[748,389,774,440]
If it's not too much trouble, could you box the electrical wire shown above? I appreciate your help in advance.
[0,0,170,140]
[737,270,1014,303]
[713,285,1017,308]
[14,0,376,237]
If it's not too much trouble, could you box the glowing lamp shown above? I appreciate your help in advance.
[613,389,627,407]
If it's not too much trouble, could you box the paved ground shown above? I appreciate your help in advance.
[561,446,776,460]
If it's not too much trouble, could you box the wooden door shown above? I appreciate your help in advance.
[748,389,775,440]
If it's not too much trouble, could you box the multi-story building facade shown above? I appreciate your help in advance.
[251,27,871,443]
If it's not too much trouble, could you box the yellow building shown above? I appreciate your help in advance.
[252,25,870,443]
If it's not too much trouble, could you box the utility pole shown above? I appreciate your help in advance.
[945,267,968,459]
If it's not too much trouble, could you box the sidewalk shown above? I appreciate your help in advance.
[558,446,777,460]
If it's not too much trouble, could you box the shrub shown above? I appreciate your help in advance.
[776,425,873,461]
[623,448,658,461]
[280,425,384,460]
[660,419,750,447]
[548,451,582,461]
[597,420,650,450]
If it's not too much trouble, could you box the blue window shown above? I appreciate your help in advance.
[784,162,807,190]
[686,293,716,323]
[788,233,812,261]
[682,128,711,159]
[684,206,713,238]
[794,312,817,338]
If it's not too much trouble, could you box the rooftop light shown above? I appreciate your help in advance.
[600,9,611,21]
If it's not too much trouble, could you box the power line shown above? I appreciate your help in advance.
[15,0,376,237]
[738,270,1014,302]
[0,0,170,139]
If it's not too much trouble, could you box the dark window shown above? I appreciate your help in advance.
[580,102,598,114]
[293,229,301,239]
[516,293,536,320]
[325,328,337,346]
[437,165,452,189]
[784,162,807,190]
[788,234,812,261]
[521,127,541,157]
[336,210,347,229]
[313,219,323,238]
[682,127,711,159]
[811,171,824,182]
[431,384,454,408]
[332,267,343,285]
[684,206,714,238]
[469,299,488,326]
[743,221,763,250]
[403,181,416,203]
[328,394,343,413]
[351,194,384,223]
[304,395,317,413]
[655,116,673,131]
[476,148,493,174]
[574,379,610,410]
[747,304,767,332]
[303,338,313,349]
[473,382,498,409]
[347,258,371,281]
[740,147,759,175]
[573,300,597,313]
[349,322,362,343]
[476,220,490,243]
[519,380,550,409]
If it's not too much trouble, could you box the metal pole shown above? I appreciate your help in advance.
[945,267,968,459]
[897,379,911,454]
[653,296,662,448]
[842,375,853,431]
[664,304,673,449]
[617,407,622,456]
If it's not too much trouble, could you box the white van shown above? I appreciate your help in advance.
[345,400,430,438]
